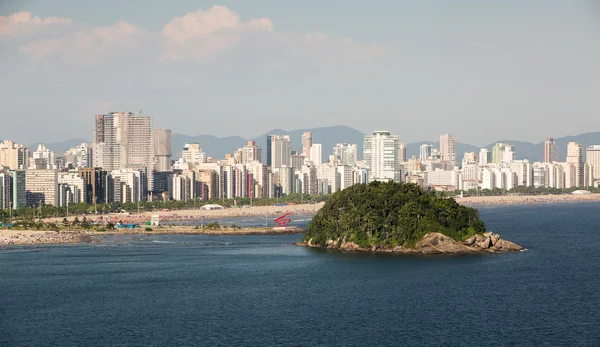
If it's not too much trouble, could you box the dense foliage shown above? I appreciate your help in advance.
[303,181,486,248]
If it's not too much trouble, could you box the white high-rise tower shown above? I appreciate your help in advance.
[363,131,401,182]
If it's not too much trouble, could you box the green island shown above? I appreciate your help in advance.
[300,181,523,254]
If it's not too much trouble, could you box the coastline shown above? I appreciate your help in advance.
[0,226,303,247]
[455,193,600,206]
[40,194,600,226]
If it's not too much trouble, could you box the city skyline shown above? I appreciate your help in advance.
[2,1,600,144]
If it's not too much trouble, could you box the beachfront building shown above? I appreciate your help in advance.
[25,169,58,206]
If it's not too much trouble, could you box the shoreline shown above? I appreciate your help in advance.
[0,226,304,247]
[456,193,600,206]
[43,194,600,225]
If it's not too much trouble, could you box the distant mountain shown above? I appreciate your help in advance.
[14,128,600,164]
[29,138,89,154]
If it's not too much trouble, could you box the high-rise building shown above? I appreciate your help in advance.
[566,142,583,187]
[0,171,10,210]
[78,167,107,204]
[29,144,56,170]
[0,140,29,170]
[266,135,272,167]
[153,129,172,172]
[181,143,206,165]
[544,138,556,163]
[8,170,26,209]
[491,143,507,164]
[310,144,323,166]
[239,141,262,164]
[586,145,600,184]
[25,169,58,206]
[439,134,457,167]
[333,143,357,166]
[302,132,312,160]
[270,135,292,168]
[420,144,434,160]
[363,131,401,182]
[399,142,407,163]
[93,112,153,172]
[479,148,491,166]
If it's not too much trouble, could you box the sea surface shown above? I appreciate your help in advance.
[1,203,600,346]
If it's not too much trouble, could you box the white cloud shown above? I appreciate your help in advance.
[160,5,274,61]
[19,20,152,65]
[13,7,384,67]
[0,11,72,37]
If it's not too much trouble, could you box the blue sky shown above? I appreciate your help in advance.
[1,1,599,146]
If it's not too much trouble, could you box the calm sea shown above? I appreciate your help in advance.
[1,203,599,346]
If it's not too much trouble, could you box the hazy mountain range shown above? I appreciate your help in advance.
[8,126,600,163]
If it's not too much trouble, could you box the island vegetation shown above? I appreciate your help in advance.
[302,181,522,254]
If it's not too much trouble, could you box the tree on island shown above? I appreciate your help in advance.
[303,181,487,248]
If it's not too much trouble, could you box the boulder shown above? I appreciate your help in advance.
[490,233,501,246]
[414,233,478,254]
[493,239,524,252]
[464,235,477,246]
[477,237,492,249]
[339,241,362,251]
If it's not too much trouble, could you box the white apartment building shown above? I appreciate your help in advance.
[420,144,434,161]
[309,144,323,166]
[333,143,357,166]
[337,165,353,191]
[586,145,600,184]
[566,142,583,187]
[58,171,86,203]
[29,144,56,170]
[363,131,401,182]
[268,135,292,168]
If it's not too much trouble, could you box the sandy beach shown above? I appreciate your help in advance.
[455,193,600,206]
[0,226,302,246]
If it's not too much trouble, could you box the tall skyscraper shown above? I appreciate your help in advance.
[152,129,172,172]
[310,144,323,165]
[93,112,152,171]
[399,142,407,163]
[544,138,556,163]
[302,132,313,160]
[270,135,292,168]
[363,131,401,182]
[586,145,600,183]
[266,135,272,167]
[439,134,457,167]
[420,144,434,160]
[566,142,583,187]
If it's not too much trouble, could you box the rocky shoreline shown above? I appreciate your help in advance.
[298,232,524,255]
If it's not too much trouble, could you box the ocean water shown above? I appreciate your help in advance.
[1,203,599,346]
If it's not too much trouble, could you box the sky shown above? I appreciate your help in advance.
[1,0,599,146]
